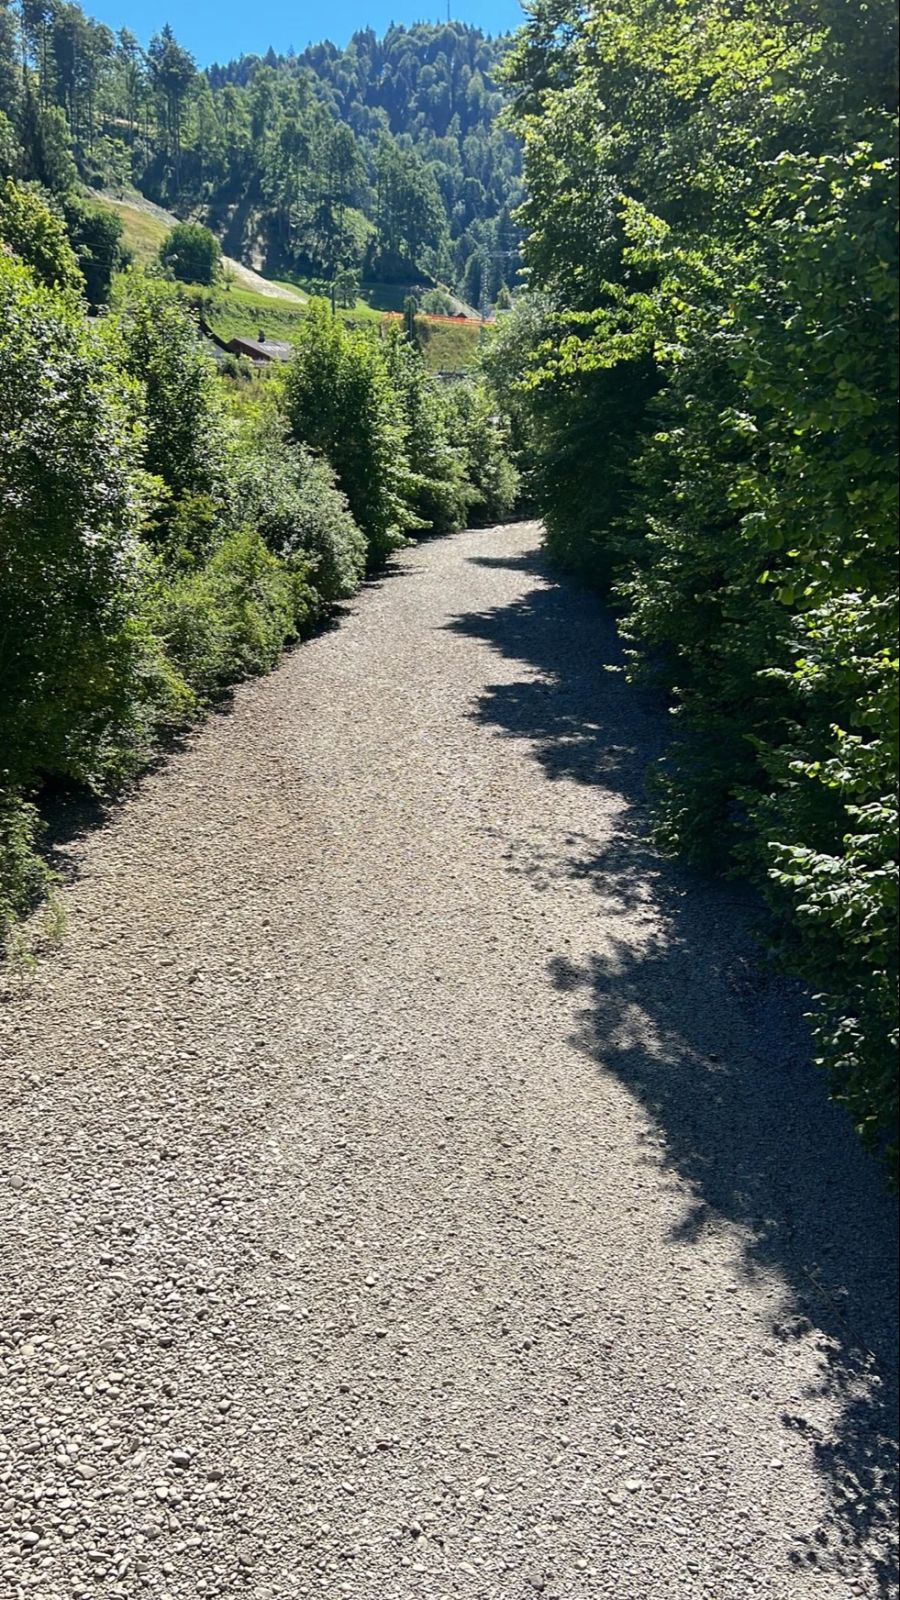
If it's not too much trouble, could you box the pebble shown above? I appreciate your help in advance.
[0,520,892,1600]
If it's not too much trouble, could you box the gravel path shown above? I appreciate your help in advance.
[1,522,897,1600]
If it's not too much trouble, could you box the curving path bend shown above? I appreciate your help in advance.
[1,521,897,1600]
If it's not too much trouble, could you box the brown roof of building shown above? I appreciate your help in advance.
[227,336,292,362]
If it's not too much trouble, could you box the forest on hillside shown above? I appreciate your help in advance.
[0,5,521,305]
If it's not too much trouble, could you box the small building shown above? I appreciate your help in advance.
[226,333,293,365]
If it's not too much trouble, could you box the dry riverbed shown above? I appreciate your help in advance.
[1,522,897,1599]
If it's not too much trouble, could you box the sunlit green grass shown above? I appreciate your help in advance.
[107,234,483,372]
[112,201,170,266]
[102,203,482,372]
[208,286,308,343]
[413,316,483,373]
[207,290,482,371]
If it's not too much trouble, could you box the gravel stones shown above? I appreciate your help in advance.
[0,521,896,1599]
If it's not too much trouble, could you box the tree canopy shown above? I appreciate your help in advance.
[159,218,220,283]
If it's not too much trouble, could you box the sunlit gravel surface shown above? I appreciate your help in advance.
[1,522,897,1600]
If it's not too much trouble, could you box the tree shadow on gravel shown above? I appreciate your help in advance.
[361,557,423,586]
[447,547,899,1591]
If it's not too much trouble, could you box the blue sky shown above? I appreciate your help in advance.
[87,0,527,66]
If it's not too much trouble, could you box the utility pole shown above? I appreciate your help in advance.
[479,243,521,321]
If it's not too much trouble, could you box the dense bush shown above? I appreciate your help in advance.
[1,205,519,951]
[281,300,416,564]
[447,378,519,526]
[115,278,230,506]
[385,329,475,536]
[419,288,456,316]
[0,796,53,939]
[0,269,359,946]
[150,528,316,702]
[227,412,367,604]
[159,221,221,285]
[0,255,150,796]
[0,177,83,291]
[63,193,127,305]
[502,0,899,1169]
[0,252,152,943]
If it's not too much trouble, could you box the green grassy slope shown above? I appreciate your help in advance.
[112,200,171,266]
[99,197,483,372]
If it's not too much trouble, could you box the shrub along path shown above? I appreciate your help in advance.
[0,522,896,1599]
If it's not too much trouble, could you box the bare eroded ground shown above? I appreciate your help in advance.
[1,522,897,1599]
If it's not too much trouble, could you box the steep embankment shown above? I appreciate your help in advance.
[98,190,307,300]
[0,523,896,1598]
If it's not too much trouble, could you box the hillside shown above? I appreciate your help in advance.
[1,11,521,309]
[208,25,521,303]
[94,188,482,369]
[98,189,306,299]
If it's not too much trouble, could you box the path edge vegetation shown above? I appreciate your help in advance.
[486,0,899,1176]
[0,179,519,961]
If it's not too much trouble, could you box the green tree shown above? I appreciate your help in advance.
[281,299,413,563]
[115,277,228,507]
[227,410,367,604]
[374,134,449,276]
[384,325,473,534]
[64,191,125,304]
[448,377,518,525]
[317,121,365,291]
[0,1,21,126]
[502,0,900,1166]
[0,109,18,176]
[0,253,148,796]
[0,176,82,290]
[159,219,221,284]
[115,27,147,148]
[147,23,195,184]
[18,81,77,191]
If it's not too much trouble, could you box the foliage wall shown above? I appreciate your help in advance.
[0,169,518,949]
[493,0,899,1169]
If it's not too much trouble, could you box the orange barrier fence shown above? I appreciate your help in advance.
[380,311,493,328]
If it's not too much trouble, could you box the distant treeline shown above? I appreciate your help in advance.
[0,6,521,304]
